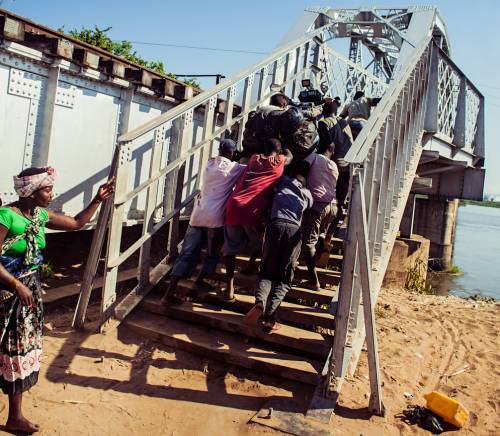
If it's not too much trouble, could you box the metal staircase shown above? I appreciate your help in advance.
[73,6,485,427]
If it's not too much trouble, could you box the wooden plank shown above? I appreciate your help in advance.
[235,256,342,285]
[46,268,138,304]
[250,398,334,436]
[180,274,337,306]
[172,288,334,331]
[113,258,170,323]
[141,297,330,359]
[124,311,321,385]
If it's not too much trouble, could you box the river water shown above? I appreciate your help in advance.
[431,204,500,299]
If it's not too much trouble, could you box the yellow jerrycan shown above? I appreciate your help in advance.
[424,391,469,428]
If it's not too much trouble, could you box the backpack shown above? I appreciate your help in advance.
[242,109,282,156]
[319,116,353,162]
[282,119,318,161]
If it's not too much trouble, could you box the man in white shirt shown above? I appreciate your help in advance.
[339,90,381,139]
[161,139,245,305]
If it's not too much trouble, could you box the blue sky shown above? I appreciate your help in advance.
[4,0,499,194]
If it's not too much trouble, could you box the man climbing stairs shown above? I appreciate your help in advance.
[124,240,344,385]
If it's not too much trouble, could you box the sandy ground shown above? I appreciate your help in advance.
[0,287,498,436]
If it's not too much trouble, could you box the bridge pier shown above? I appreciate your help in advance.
[411,197,459,270]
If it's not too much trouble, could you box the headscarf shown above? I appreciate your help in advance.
[13,167,56,198]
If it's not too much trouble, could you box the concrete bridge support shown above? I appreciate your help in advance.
[411,197,459,270]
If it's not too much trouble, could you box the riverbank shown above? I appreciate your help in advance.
[0,286,497,435]
[460,200,500,209]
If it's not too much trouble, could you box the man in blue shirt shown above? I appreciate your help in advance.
[243,161,313,332]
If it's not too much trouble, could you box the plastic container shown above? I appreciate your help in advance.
[424,391,469,428]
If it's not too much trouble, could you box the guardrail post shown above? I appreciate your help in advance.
[290,46,302,99]
[473,97,485,163]
[195,96,217,189]
[138,128,164,289]
[72,147,119,328]
[257,66,269,102]
[424,43,439,133]
[354,172,385,416]
[168,110,194,259]
[236,74,255,147]
[100,142,132,326]
[307,172,360,423]
[452,74,466,147]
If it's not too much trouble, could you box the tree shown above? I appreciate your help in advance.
[62,26,200,88]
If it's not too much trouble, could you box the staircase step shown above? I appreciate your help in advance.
[329,237,344,251]
[236,256,342,286]
[183,274,337,307]
[171,283,335,331]
[124,310,321,385]
[141,296,330,359]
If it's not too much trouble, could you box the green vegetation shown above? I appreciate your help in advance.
[405,259,434,294]
[446,264,462,275]
[42,261,55,279]
[60,26,200,88]
[460,199,500,209]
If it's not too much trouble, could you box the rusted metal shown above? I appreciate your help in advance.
[0,7,199,98]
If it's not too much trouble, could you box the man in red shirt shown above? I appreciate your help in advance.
[223,138,292,300]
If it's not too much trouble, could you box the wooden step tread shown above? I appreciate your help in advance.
[235,256,342,283]
[124,310,321,385]
[173,282,335,331]
[176,274,337,307]
[141,296,331,359]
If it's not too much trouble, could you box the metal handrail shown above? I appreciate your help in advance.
[117,24,333,144]
[344,35,433,163]
[324,34,434,408]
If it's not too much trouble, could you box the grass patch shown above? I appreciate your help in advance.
[42,261,55,279]
[446,264,462,275]
[405,259,434,294]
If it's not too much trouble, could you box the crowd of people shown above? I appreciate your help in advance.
[162,90,380,332]
[0,88,378,433]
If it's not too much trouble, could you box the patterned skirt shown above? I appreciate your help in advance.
[0,271,43,395]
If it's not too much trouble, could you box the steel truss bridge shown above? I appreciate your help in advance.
[0,5,485,430]
[76,4,484,426]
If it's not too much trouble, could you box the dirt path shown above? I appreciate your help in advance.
[0,288,498,435]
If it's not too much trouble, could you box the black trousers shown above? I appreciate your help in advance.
[255,219,302,322]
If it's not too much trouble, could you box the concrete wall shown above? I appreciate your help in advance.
[383,235,430,289]
[412,197,459,270]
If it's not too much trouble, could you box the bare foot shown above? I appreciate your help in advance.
[5,416,39,434]
[243,304,263,325]
[263,321,281,333]
[304,280,321,291]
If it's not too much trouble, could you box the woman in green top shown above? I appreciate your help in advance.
[0,166,114,434]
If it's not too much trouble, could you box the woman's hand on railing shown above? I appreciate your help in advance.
[95,177,116,203]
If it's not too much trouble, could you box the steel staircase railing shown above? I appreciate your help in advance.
[307,35,434,420]
[72,22,386,329]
